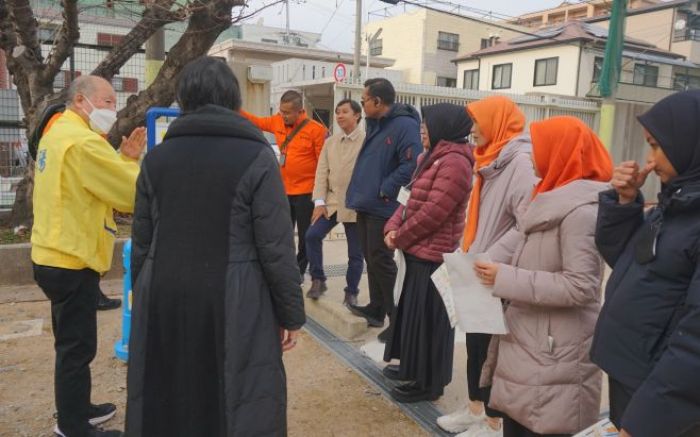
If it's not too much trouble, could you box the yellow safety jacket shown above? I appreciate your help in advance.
[31,109,140,273]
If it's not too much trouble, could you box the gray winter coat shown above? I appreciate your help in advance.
[483,180,607,434]
[468,134,538,258]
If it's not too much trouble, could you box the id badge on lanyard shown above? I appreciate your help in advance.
[398,186,411,206]
[279,153,287,167]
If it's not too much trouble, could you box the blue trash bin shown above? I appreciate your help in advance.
[114,239,131,362]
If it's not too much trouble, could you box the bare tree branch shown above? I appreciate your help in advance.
[42,0,79,83]
[90,0,186,80]
[0,1,18,54]
[107,0,245,145]
[234,0,286,22]
[6,0,43,65]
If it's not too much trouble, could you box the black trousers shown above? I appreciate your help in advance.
[33,264,100,437]
[288,193,314,275]
[502,415,571,437]
[356,212,397,319]
[466,332,501,418]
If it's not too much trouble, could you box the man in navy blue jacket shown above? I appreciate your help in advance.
[345,78,422,342]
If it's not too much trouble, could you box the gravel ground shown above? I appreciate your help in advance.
[0,297,426,437]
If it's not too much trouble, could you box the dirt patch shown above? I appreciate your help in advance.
[0,299,426,436]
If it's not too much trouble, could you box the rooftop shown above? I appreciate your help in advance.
[453,20,686,62]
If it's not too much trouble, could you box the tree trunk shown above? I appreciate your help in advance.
[1,0,252,230]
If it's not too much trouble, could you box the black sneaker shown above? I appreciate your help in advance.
[377,326,392,343]
[347,304,384,327]
[89,403,117,425]
[97,292,121,311]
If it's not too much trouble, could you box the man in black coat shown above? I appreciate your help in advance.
[125,57,305,436]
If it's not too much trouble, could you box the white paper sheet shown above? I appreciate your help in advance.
[393,250,407,303]
[431,264,458,328]
[443,252,508,335]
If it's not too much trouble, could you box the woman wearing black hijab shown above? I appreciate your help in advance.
[381,103,475,402]
[591,90,700,437]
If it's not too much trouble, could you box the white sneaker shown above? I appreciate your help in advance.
[456,421,503,437]
[437,407,486,433]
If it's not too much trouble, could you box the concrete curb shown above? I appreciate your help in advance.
[303,294,368,340]
[0,239,127,287]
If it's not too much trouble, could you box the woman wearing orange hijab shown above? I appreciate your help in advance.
[472,116,612,437]
[438,96,538,436]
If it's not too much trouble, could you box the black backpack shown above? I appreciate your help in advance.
[27,102,66,161]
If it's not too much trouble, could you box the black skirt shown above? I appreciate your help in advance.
[384,253,455,396]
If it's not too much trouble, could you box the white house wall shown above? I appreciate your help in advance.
[457,44,581,95]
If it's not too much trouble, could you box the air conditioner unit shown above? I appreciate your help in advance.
[248,65,272,83]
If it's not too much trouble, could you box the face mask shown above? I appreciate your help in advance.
[83,96,117,135]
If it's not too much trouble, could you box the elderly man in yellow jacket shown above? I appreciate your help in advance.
[31,75,145,437]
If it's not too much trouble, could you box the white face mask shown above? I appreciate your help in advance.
[82,96,117,135]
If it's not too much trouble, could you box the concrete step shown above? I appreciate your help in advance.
[303,292,368,340]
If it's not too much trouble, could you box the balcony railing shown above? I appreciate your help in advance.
[673,28,700,42]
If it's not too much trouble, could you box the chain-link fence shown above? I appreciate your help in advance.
[0,89,25,211]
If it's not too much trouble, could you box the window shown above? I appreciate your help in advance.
[463,69,479,90]
[534,57,558,86]
[53,70,82,89]
[633,64,659,87]
[673,73,700,91]
[592,56,604,82]
[111,77,138,93]
[437,31,459,52]
[97,32,124,47]
[492,63,512,89]
[437,77,457,88]
[261,38,278,44]
[480,37,499,49]
[38,24,60,43]
[370,38,383,56]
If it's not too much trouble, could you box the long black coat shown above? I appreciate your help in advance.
[125,105,305,437]
[591,187,700,437]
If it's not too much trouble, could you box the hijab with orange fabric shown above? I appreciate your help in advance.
[462,95,526,251]
[530,116,613,196]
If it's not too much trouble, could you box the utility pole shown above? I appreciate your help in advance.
[598,0,627,149]
[145,1,165,86]
[353,0,362,82]
[285,0,291,39]
[366,28,382,81]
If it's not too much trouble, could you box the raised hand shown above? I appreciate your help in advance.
[610,160,654,204]
[120,126,146,160]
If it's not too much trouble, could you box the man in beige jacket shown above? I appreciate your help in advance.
[305,99,365,305]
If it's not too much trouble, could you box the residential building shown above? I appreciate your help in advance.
[364,7,523,87]
[271,58,402,127]
[453,21,700,104]
[213,21,321,48]
[585,0,700,64]
[209,38,394,117]
[511,0,659,28]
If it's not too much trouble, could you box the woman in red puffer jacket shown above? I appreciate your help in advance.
[382,102,475,403]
